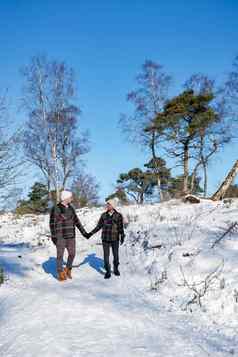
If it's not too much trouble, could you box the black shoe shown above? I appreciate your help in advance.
[104,271,111,279]
[114,268,120,276]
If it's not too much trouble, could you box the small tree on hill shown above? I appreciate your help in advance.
[16,182,49,214]
[144,157,171,201]
[116,168,157,204]
[106,188,129,204]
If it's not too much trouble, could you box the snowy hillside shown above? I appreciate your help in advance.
[0,199,238,356]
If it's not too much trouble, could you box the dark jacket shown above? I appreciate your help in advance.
[50,203,87,240]
[90,210,125,242]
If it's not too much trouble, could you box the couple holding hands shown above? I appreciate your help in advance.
[49,190,125,281]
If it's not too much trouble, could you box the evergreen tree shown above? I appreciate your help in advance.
[144,157,171,200]
[16,182,49,214]
[117,168,157,204]
[151,90,217,194]
[106,188,129,204]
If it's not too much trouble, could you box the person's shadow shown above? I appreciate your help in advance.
[42,257,58,280]
[75,253,105,275]
[42,254,105,279]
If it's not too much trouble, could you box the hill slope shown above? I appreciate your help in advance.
[0,199,238,356]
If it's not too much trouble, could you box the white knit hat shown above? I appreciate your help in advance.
[106,197,119,209]
[60,190,73,202]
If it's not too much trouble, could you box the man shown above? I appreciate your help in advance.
[49,190,89,281]
[88,198,125,279]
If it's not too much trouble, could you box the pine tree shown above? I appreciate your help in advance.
[151,90,217,194]
[117,168,157,204]
[16,182,49,214]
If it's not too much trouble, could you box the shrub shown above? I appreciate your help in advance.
[0,266,5,285]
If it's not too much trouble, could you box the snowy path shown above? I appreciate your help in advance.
[0,243,236,357]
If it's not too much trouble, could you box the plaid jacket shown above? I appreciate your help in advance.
[90,210,125,242]
[50,203,87,240]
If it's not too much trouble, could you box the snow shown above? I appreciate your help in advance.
[0,199,238,356]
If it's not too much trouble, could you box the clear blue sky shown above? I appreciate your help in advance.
[1,0,238,200]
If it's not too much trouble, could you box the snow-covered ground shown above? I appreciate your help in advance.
[0,199,238,356]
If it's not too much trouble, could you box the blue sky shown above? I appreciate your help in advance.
[0,0,238,200]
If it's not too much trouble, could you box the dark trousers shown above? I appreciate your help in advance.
[56,238,76,272]
[102,240,119,272]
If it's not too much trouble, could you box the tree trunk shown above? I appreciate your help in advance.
[183,143,189,194]
[202,159,208,197]
[139,191,144,204]
[211,160,238,200]
[151,131,163,201]
[158,176,163,202]
[47,179,51,203]
[190,162,200,193]
[52,143,60,203]
[151,131,156,159]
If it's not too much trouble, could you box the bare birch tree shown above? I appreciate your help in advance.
[119,60,172,200]
[72,172,100,207]
[0,93,23,207]
[21,56,89,202]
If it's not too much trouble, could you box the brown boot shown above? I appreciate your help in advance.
[58,270,67,281]
[64,267,72,279]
